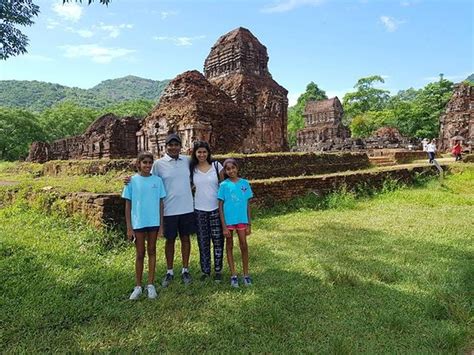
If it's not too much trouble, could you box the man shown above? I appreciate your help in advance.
[148,133,195,286]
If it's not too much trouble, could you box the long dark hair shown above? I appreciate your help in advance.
[190,141,212,184]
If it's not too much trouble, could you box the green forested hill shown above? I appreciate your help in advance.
[465,74,474,84]
[0,76,170,112]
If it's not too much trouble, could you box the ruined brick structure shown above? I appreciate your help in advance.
[204,27,288,152]
[296,97,350,151]
[439,82,474,152]
[27,114,140,162]
[27,142,51,163]
[137,70,249,155]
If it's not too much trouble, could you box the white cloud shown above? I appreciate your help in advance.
[380,16,404,32]
[62,23,132,39]
[77,29,94,38]
[66,27,94,38]
[262,0,325,13]
[153,35,206,46]
[98,23,133,38]
[60,44,136,63]
[161,11,178,20]
[52,2,83,22]
[46,18,60,29]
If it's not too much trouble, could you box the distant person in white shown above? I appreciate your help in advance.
[422,138,430,152]
[427,139,437,164]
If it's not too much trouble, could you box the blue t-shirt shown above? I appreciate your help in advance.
[217,178,253,225]
[122,174,166,229]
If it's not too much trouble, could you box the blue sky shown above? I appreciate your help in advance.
[1,0,472,105]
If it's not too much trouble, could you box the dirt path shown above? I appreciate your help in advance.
[0,180,17,186]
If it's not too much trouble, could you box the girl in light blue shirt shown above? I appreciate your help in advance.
[122,152,166,300]
[218,158,253,288]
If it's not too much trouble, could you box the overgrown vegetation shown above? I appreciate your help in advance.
[1,166,472,352]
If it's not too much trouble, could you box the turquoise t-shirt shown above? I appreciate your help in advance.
[122,174,166,229]
[217,178,253,225]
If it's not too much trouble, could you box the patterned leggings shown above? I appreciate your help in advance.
[195,209,224,274]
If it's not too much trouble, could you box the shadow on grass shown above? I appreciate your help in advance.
[1,215,472,353]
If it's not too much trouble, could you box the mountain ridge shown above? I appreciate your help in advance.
[0,76,170,112]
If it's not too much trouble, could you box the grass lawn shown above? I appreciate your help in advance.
[0,167,473,352]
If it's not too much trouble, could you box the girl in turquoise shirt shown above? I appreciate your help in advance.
[218,158,253,288]
[122,152,166,300]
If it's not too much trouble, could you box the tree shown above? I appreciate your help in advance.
[287,82,328,147]
[342,75,390,124]
[407,77,453,138]
[0,0,110,60]
[100,99,154,118]
[0,107,44,160]
[350,110,396,138]
[0,0,40,60]
[39,101,98,141]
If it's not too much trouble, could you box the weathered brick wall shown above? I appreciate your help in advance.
[250,165,440,206]
[65,193,124,228]
[43,159,135,176]
[41,152,370,179]
[56,165,442,228]
[214,152,370,179]
[392,151,427,163]
[463,154,474,163]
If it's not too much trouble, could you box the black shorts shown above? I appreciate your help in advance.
[133,226,159,233]
[163,212,196,240]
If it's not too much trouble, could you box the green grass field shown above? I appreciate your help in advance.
[1,167,473,352]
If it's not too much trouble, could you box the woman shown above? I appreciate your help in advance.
[190,141,225,282]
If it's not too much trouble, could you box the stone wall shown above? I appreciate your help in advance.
[250,165,441,206]
[38,165,443,229]
[439,83,474,152]
[39,152,370,180]
[27,114,140,163]
[42,159,136,176]
[392,151,427,164]
[214,152,370,180]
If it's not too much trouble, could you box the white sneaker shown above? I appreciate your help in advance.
[147,284,158,299]
[129,286,142,300]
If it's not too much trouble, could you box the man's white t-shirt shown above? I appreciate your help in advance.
[193,161,223,212]
[152,154,194,216]
[427,143,437,153]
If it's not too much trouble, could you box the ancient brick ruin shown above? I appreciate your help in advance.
[138,27,288,155]
[439,82,474,152]
[28,27,289,161]
[137,70,249,155]
[27,114,139,162]
[204,27,289,152]
[296,97,349,151]
[296,96,415,153]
